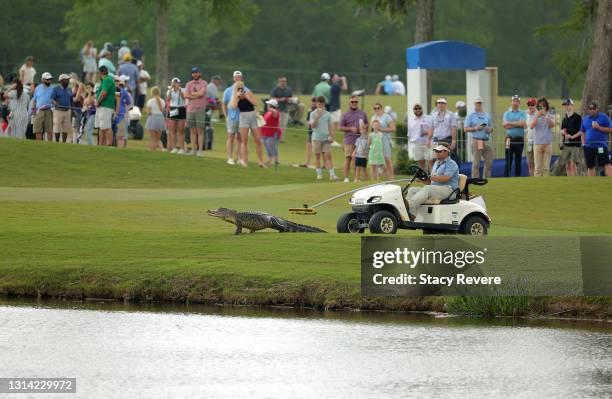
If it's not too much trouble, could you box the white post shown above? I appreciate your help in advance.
[406,68,428,154]
[465,69,492,162]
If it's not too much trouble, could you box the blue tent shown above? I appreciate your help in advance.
[406,40,485,70]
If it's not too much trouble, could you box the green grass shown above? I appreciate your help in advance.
[0,138,610,317]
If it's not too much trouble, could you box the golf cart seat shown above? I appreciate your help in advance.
[422,174,468,205]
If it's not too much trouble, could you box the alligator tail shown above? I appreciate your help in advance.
[276,218,327,233]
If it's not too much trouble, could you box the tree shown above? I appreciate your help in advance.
[580,0,612,113]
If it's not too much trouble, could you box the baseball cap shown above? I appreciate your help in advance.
[114,75,129,84]
[456,100,466,108]
[588,101,598,109]
[171,77,181,84]
[191,66,201,73]
[385,75,391,80]
[233,70,242,77]
[562,98,574,105]
[527,98,537,106]
[321,72,330,80]
[58,74,70,81]
[266,99,279,108]
[120,40,127,46]
[511,94,520,101]
[123,53,132,62]
[436,98,447,104]
[41,72,53,80]
[474,96,483,103]
[384,105,392,113]
[433,142,451,152]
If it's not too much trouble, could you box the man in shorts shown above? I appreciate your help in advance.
[339,95,368,182]
[560,98,582,176]
[581,101,612,176]
[309,96,338,181]
[51,74,74,143]
[185,66,207,157]
[222,71,247,164]
[32,72,55,141]
[328,73,347,144]
[407,103,433,171]
[95,66,116,146]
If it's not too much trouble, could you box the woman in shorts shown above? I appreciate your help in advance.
[166,77,186,154]
[145,86,165,151]
[229,81,264,167]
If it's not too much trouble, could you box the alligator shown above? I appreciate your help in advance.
[207,208,326,234]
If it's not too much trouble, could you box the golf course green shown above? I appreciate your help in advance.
[1,138,610,318]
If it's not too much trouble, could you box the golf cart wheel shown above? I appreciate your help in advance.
[337,213,364,233]
[461,215,488,236]
[369,211,398,234]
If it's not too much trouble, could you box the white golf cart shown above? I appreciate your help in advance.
[337,165,490,235]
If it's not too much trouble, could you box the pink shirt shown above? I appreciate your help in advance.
[185,79,208,113]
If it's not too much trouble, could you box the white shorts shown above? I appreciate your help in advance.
[330,109,341,123]
[409,142,432,161]
[95,107,113,130]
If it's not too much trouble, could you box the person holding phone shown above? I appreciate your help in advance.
[529,97,555,176]
[465,96,494,178]
[166,77,186,154]
[229,81,264,167]
[502,95,527,177]
[580,101,612,176]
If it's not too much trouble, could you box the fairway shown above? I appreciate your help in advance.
[1,138,611,311]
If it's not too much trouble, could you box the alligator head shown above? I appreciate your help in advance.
[207,208,237,224]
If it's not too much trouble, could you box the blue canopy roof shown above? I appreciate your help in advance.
[406,40,485,70]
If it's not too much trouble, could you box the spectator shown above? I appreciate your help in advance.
[465,96,494,178]
[312,73,331,109]
[502,95,527,177]
[51,74,74,143]
[407,103,433,172]
[82,41,97,83]
[166,77,186,154]
[113,75,132,148]
[131,40,144,62]
[430,97,458,166]
[136,61,150,109]
[560,98,582,176]
[231,81,265,167]
[184,66,207,157]
[288,97,305,126]
[371,102,396,180]
[95,66,116,146]
[580,101,612,176]
[270,76,293,135]
[339,95,368,182]
[222,71,247,165]
[145,86,165,151]
[353,125,368,182]
[117,40,131,64]
[525,98,537,176]
[375,75,394,95]
[117,55,139,94]
[98,51,116,75]
[309,96,338,180]
[70,75,85,144]
[3,79,30,139]
[301,97,317,168]
[391,75,405,96]
[32,72,55,141]
[529,97,555,176]
[82,82,96,145]
[384,105,398,122]
[328,73,347,143]
[19,56,36,86]
[206,75,221,117]
[261,99,282,165]
[368,120,385,180]
[405,142,459,221]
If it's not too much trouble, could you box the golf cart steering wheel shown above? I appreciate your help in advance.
[408,164,429,182]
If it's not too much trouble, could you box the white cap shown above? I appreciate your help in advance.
[266,99,279,108]
[320,72,330,80]
[233,70,242,77]
[58,74,70,81]
[455,100,466,108]
[114,75,130,84]
[436,98,447,104]
[474,96,483,103]
[433,143,450,152]
[171,77,181,83]
[41,72,53,80]
[384,105,392,113]
[392,74,399,81]
[385,75,391,80]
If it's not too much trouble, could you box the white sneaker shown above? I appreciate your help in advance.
[331,141,342,147]
[161,148,167,153]
[227,158,236,165]
[177,149,186,155]
[343,178,350,183]
[330,175,339,181]
[316,174,323,180]
[170,148,179,154]
[239,160,248,167]
[197,151,204,157]
[188,149,196,156]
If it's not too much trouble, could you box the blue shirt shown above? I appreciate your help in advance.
[33,84,54,110]
[381,79,394,95]
[117,62,139,91]
[114,87,132,123]
[51,85,73,110]
[465,111,492,140]
[534,115,553,145]
[431,157,459,190]
[503,109,526,138]
[581,112,611,148]
[223,83,250,122]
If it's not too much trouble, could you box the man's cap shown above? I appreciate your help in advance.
[392,74,399,80]
[321,72,330,80]
[120,40,127,46]
[474,96,483,103]
[233,70,242,77]
[98,65,108,73]
[171,77,181,83]
[191,66,201,73]
[511,94,520,101]
[433,142,451,152]
[58,74,70,81]
[436,98,447,104]
[41,72,53,80]
[526,97,537,106]
[588,101,598,109]
[123,53,132,61]
[385,75,391,80]
[384,105,392,113]
[456,100,466,108]
[114,75,129,83]
[266,99,279,108]
[562,98,574,105]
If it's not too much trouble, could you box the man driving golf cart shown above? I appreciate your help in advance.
[405,142,458,221]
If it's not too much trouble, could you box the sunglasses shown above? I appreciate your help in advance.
[588,107,596,110]
[433,150,446,153]
[373,107,381,110]
[536,106,543,110]
[413,107,422,110]
[350,101,358,104]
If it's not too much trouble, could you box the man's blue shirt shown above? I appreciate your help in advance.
[503,109,526,138]
[431,157,459,190]
[465,111,492,140]
[581,112,611,148]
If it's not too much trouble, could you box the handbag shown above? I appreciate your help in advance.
[256,114,265,128]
